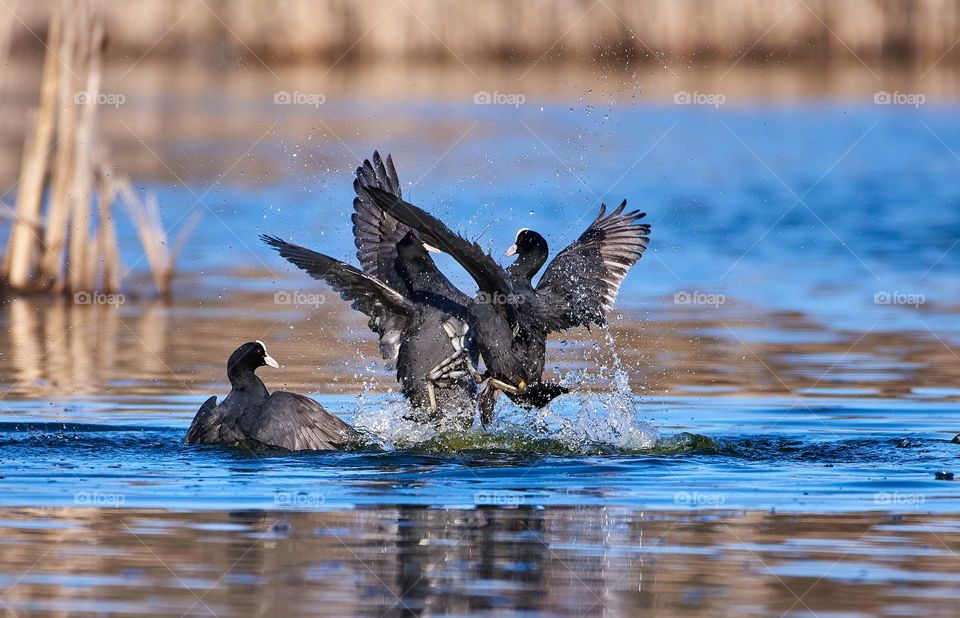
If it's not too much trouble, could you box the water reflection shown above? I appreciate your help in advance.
[3,288,960,404]
[0,290,407,401]
[0,506,958,616]
[5,59,960,188]
[3,297,169,398]
[7,298,125,397]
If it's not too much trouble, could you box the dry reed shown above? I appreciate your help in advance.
[3,11,59,290]
[0,0,16,103]
[2,4,196,298]
[116,179,200,297]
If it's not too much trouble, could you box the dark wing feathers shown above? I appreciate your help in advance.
[261,234,413,364]
[184,396,220,444]
[356,155,473,307]
[246,392,360,451]
[352,153,472,307]
[351,152,411,294]
[364,186,511,297]
[535,200,650,331]
[381,152,401,194]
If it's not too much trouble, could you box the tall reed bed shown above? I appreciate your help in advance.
[2,6,194,298]
[5,0,960,68]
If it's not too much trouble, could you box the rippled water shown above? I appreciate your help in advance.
[2,89,960,614]
[3,507,960,616]
[3,393,959,510]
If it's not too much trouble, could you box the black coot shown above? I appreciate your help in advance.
[365,187,651,425]
[185,341,360,450]
[262,153,480,428]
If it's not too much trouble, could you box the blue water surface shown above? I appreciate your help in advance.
[3,101,960,514]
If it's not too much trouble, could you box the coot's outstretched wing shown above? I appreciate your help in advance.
[261,234,414,365]
[353,153,472,307]
[247,392,361,451]
[534,201,650,331]
[184,396,220,444]
[352,152,411,293]
[364,187,512,298]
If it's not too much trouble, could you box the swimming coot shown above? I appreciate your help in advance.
[365,188,651,425]
[185,341,360,450]
[261,153,481,428]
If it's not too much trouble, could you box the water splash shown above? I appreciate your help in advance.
[352,394,441,449]
[349,325,659,453]
[550,325,659,450]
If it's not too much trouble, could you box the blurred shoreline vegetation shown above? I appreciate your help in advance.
[4,0,960,69]
[1,0,959,192]
[0,0,958,298]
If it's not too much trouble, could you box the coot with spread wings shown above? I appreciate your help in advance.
[262,153,480,428]
[366,188,651,425]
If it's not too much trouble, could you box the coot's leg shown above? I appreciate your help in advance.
[426,349,469,410]
[478,378,525,428]
[427,381,436,412]
[478,380,498,428]
[489,378,520,394]
[425,320,480,411]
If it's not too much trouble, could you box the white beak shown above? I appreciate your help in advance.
[504,244,517,257]
[256,340,280,368]
[422,242,442,254]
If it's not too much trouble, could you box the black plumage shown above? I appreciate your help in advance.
[262,153,479,428]
[364,187,651,425]
[185,341,359,451]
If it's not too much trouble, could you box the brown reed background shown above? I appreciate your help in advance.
[1,0,957,297]
[3,0,960,68]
